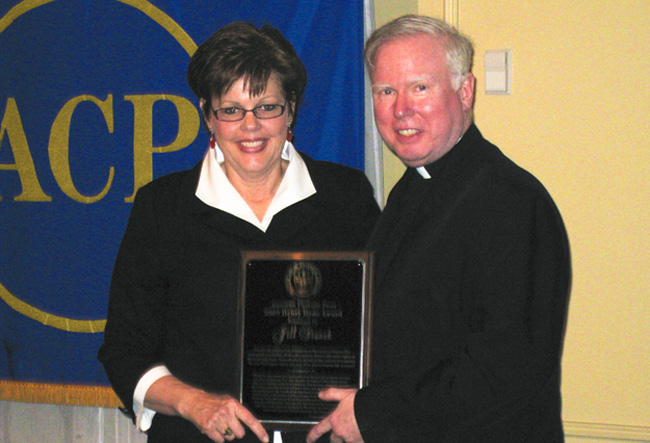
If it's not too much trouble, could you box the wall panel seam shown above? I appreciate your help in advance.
[564,421,650,441]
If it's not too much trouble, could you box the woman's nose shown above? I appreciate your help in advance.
[240,110,261,129]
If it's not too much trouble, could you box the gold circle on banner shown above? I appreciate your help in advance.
[0,0,198,332]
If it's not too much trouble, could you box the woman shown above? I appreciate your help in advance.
[98,22,379,443]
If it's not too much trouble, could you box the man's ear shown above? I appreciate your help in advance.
[459,73,476,110]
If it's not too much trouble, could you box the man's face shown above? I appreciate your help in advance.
[371,34,474,167]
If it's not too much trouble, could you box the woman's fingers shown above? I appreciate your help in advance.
[190,394,268,443]
[235,406,269,442]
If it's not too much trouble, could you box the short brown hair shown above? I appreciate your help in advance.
[187,21,307,130]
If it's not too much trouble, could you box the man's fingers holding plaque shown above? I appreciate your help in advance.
[307,414,333,443]
[307,388,363,443]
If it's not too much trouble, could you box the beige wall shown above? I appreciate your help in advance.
[374,0,650,440]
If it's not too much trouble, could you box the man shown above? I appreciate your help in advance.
[307,15,571,443]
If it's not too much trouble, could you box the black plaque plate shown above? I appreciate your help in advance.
[238,251,372,432]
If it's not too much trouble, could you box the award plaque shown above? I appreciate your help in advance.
[238,251,372,432]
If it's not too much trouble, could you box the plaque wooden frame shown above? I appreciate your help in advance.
[238,251,373,432]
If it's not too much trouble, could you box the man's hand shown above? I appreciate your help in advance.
[307,388,363,443]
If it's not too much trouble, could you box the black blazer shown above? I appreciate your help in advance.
[355,124,571,443]
[98,152,380,442]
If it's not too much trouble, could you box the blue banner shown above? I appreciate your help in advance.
[0,0,364,389]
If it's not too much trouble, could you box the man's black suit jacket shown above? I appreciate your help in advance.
[355,124,571,443]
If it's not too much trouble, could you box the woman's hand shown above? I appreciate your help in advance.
[178,389,268,442]
[146,375,269,443]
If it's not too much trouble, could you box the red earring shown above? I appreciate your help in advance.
[209,130,216,149]
[286,127,294,142]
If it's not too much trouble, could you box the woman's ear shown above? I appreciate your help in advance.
[287,101,296,127]
[199,98,211,131]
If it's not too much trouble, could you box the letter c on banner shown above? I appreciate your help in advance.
[0,0,198,332]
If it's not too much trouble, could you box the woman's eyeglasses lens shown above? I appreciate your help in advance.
[212,104,286,122]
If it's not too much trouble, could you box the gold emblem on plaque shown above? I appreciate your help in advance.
[284,262,322,299]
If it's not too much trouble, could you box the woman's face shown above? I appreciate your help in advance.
[205,75,292,181]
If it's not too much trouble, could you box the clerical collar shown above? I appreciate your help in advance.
[416,166,431,179]
[414,133,466,179]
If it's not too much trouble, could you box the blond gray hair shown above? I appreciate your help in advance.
[364,15,474,90]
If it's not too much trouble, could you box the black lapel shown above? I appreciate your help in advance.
[369,168,432,289]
